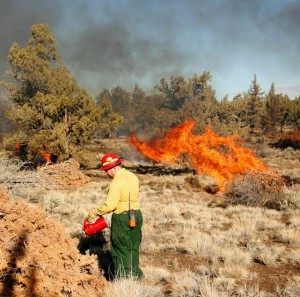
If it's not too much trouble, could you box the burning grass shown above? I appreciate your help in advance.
[128,120,270,190]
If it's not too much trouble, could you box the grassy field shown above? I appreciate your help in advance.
[1,137,300,296]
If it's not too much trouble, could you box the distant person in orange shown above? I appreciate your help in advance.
[86,153,143,280]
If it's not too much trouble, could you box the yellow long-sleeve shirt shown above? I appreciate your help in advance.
[88,168,140,220]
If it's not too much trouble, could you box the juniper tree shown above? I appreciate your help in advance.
[262,83,285,133]
[1,23,121,161]
[179,72,218,132]
[246,75,264,132]
[289,97,300,129]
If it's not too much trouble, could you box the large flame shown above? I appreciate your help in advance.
[128,120,270,189]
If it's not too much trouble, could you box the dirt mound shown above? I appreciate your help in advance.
[38,159,91,189]
[0,186,106,296]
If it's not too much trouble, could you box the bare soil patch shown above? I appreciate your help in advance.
[38,158,91,189]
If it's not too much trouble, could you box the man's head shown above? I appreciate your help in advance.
[100,153,124,178]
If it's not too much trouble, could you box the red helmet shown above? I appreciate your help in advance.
[101,153,124,171]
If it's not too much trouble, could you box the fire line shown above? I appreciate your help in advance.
[127,120,271,190]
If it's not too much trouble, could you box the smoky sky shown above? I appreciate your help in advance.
[1,0,300,99]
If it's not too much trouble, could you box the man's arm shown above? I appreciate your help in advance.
[87,183,120,220]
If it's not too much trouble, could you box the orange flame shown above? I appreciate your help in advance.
[15,143,52,165]
[40,153,52,164]
[38,145,52,165]
[128,120,270,189]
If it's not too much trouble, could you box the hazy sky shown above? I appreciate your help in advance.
[1,0,300,100]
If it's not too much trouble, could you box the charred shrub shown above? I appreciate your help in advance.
[225,172,286,210]
[272,129,300,149]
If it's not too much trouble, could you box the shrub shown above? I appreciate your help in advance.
[273,129,300,149]
[281,185,300,210]
[225,172,286,210]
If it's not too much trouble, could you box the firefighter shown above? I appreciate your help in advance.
[86,153,143,280]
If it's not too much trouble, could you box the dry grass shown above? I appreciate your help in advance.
[219,264,255,280]
[272,229,300,246]
[171,272,228,297]
[0,156,43,198]
[281,185,300,210]
[102,277,163,297]
[280,248,300,265]
[1,139,300,297]
[276,275,300,297]
[25,175,299,296]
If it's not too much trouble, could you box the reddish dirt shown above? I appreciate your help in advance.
[38,159,91,189]
[0,186,106,297]
[246,263,300,293]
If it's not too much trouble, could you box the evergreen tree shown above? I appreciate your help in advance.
[289,97,300,129]
[96,86,132,136]
[180,72,217,131]
[155,75,189,111]
[246,75,264,132]
[262,83,284,133]
[96,97,123,138]
[132,84,145,107]
[1,23,121,161]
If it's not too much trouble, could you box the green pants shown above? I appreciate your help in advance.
[111,210,143,279]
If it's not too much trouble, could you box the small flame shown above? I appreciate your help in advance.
[15,143,52,165]
[38,144,52,165]
[128,120,270,189]
[40,153,52,164]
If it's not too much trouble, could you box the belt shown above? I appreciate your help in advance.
[120,209,140,215]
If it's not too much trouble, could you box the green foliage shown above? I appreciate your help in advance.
[245,75,265,131]
[180,73,218,132]
[95,71,297,140]
[262,83,286,132]
[97,71,220,137]
[288,97,300,129]
[96,86,132,135]
[263,83,280,131]
[96,97,123,138]
[1,23,121,162]
[95,72,295,139]
[130,93,166,135]
[155,76,189,111]
[214,96,241,135]
[154,71,218,132]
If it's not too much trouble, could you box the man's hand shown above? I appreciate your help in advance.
[82,217,95,231]
[86,217,97,224]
